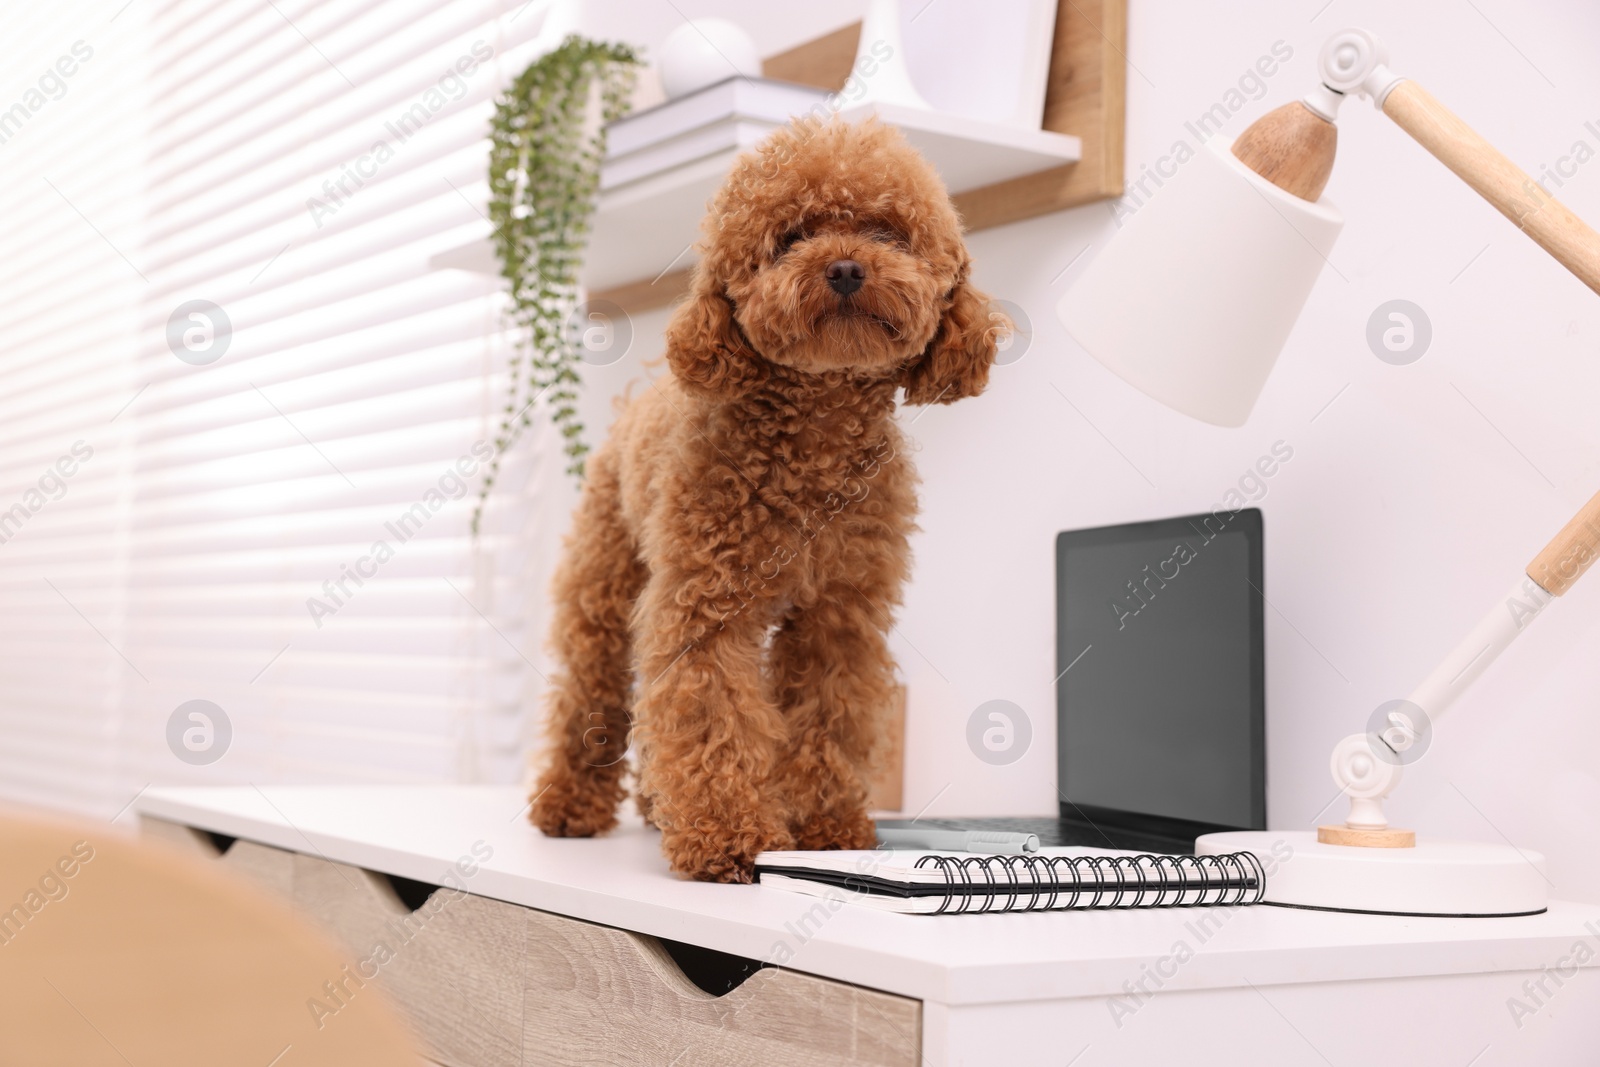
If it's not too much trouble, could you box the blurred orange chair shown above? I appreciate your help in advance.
[0,813,422,1066]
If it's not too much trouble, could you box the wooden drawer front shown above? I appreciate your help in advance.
[522,909,921,1067]
[293,855,525,1067]
[139,816,295,900]
[136,821,922,1067]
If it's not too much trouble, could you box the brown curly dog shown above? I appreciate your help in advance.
[529,117,1001,882]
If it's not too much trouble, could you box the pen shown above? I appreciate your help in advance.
[876,828,1041,854]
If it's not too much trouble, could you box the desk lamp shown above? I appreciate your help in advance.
[1059,29,1600,916]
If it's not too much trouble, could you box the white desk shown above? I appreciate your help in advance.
[137,785,1600,1065]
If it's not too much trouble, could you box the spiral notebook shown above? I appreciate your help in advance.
[754,847,1266,915]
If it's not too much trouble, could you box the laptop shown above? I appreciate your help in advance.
[880,509,1266,855]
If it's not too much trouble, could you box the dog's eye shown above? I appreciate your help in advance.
[774,229,805,258]
[867,227,908,248]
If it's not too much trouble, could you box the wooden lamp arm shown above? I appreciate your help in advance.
[1230,28,1600,845]
[1528,488,1600,596]
[1352,68,1600,595]
[1370,79,1600,594]
[1278,29,1600,297]
[1326,486,1600,843]
[1379,490,1600,743]
[1381,80,1600,298]
[1350,63,1600,596]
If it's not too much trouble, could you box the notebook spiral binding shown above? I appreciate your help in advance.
[910,851,1267,915]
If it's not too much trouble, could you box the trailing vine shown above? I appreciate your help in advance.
[474,35,639,535]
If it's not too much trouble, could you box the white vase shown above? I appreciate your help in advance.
[852,0,932,111]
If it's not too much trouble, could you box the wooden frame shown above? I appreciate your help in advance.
[591,0,1126,313]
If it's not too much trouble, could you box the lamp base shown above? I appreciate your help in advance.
[1197,830,1548,917]
[1316,823,1415,848]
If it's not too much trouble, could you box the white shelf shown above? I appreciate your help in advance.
[836,102,1080,192]
[431,105,1082,295]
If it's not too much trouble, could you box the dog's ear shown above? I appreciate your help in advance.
[901,263,1002,405]
[664,272,764,399]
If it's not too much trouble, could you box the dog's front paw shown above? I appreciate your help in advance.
[635,789,659,829]
[529,774,620,838]
[661,818,794,884]
[793,807,877,852]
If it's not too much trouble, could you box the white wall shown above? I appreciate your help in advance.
[568,0,1600,901]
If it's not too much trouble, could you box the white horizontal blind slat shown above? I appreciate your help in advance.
[0,0,561,817]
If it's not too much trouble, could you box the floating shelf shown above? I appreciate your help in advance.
[837,103,1081,192]
[431,0,1125,311]
[430,105,1080,297]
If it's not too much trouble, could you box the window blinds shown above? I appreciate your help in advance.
[0,0,577,819]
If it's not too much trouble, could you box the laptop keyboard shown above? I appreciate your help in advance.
[878,817,1193,856]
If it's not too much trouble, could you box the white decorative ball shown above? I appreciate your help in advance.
[657,19,761,100]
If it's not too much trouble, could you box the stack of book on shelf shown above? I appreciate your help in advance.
[601,77,830,192]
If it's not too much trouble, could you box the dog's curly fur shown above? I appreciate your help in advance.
[529,118,1000,882]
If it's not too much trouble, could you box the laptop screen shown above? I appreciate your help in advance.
[1055,509,1265,834]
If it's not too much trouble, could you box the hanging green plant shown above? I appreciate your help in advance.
[474,35,640,535]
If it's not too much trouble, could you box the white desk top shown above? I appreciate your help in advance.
[138,785,1600,1006]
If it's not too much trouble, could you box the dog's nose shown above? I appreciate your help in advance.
[826,259,865,296]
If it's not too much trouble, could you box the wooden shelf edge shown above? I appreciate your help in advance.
[589,269,694,315]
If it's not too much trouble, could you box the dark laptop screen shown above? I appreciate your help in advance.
[1056,510,1265,833]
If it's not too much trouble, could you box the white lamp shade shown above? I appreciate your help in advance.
[1059,138,1344,427]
